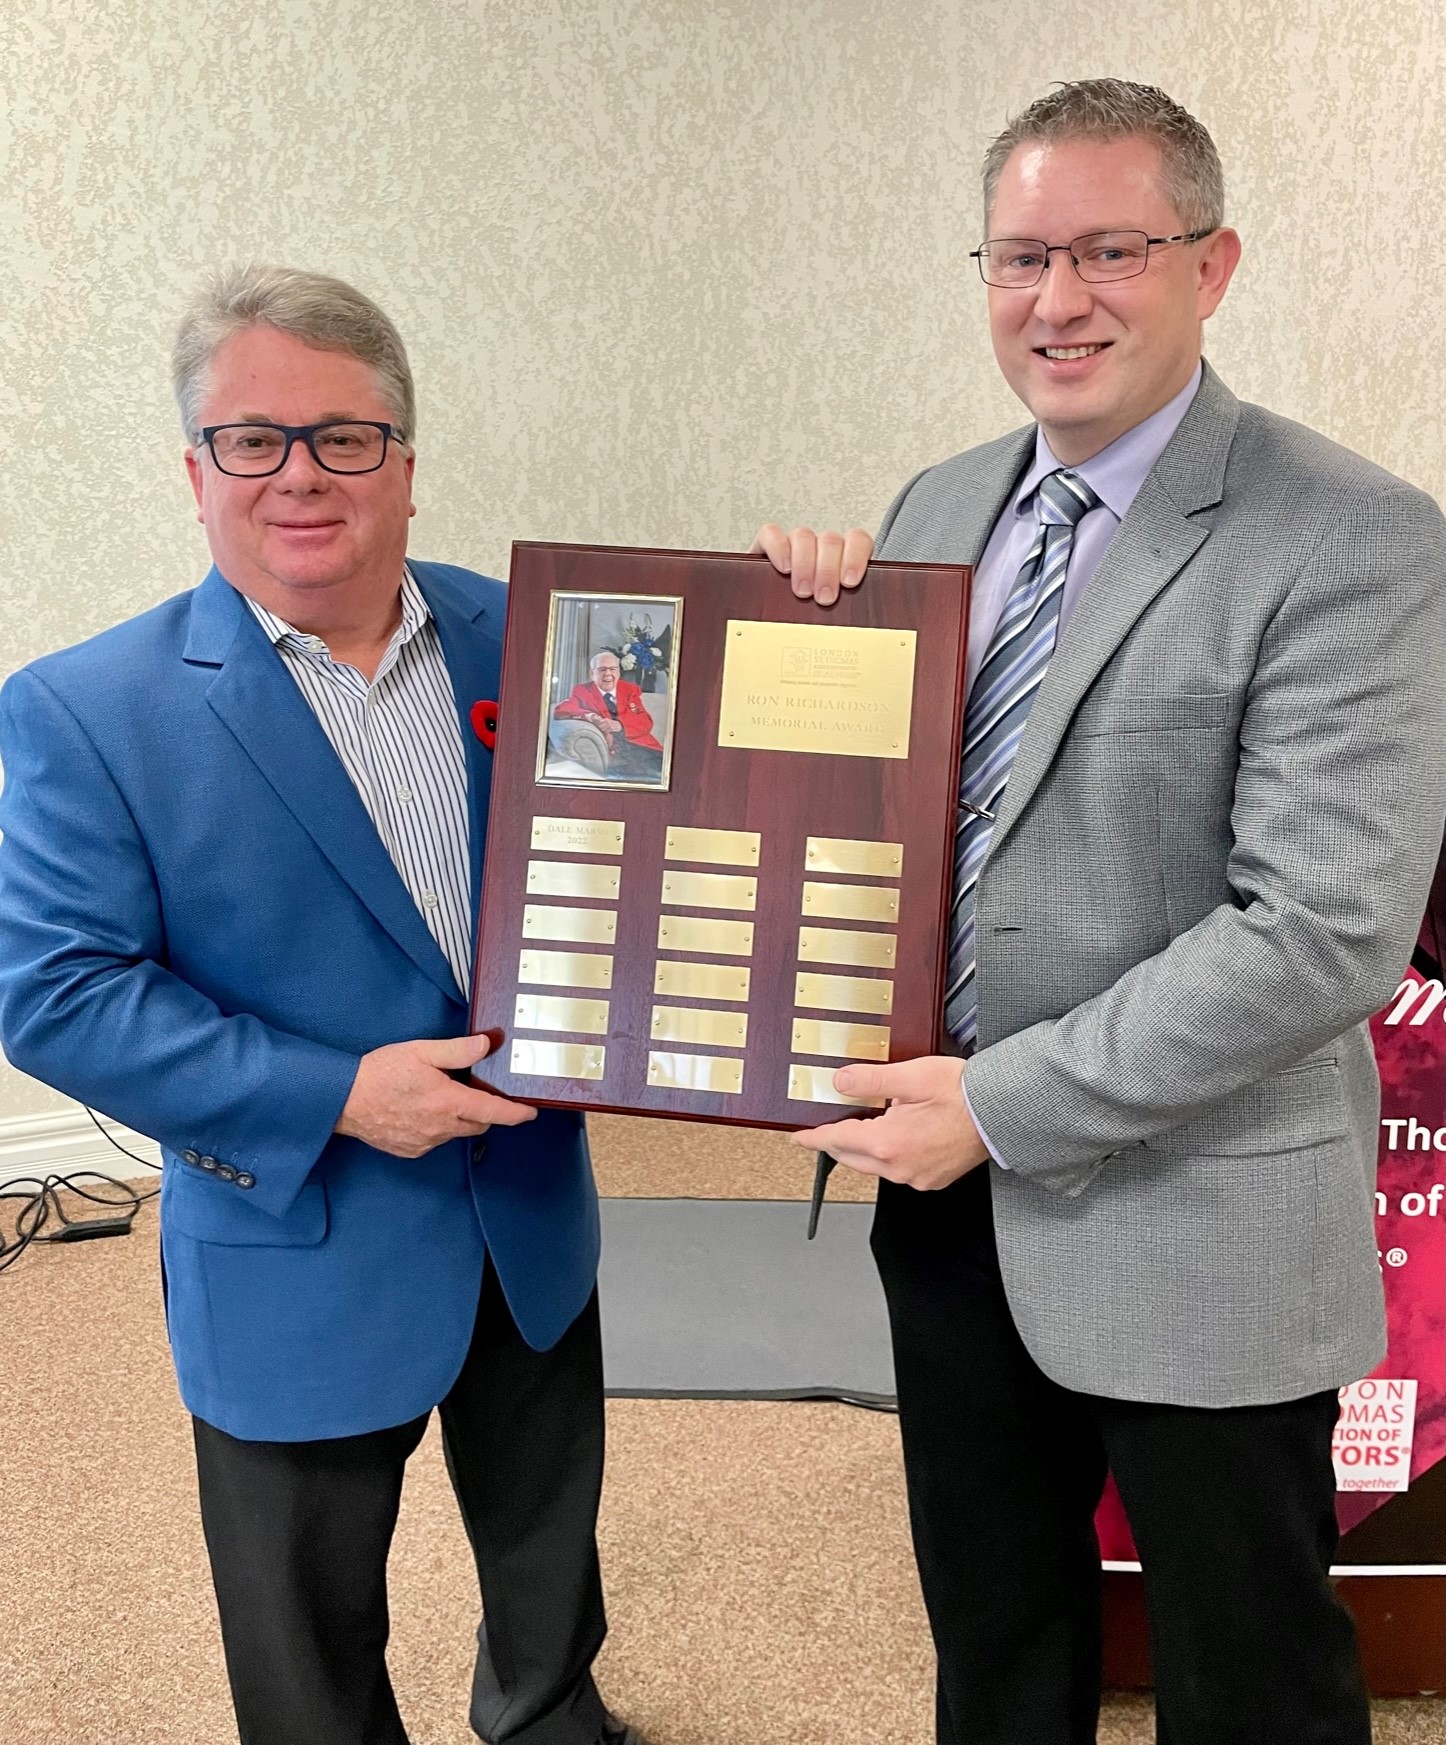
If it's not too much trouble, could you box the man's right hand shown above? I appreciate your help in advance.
[749,524,875,604]
[336,1033,537,1158]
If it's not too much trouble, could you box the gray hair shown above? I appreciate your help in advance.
[171,264,416,443]
[982,80,1225,234]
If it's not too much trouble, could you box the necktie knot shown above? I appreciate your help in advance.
[1037,468,1099,530]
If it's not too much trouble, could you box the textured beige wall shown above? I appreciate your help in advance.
[2,0,1442,1120]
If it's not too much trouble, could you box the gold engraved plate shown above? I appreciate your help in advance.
[791,1018,891,1061]
[530,816,625,856]
[513,994,610,1035]
[798,926,897,969]
[805,837,904,878]
[647,1051,745,1095]
[660,870,757,912]
[718,621,916,759]
[664,826,761,867]
[510,1038,606,1081]
[801,882,899,924]
[794,972,894,1015]
[525,860,620,900]
[524,904,618,945]
[650,1005,749,1048]
[787,1063,885,1107]
[653,960,751,1002]
[518,949,614,990]
[658,915,754,956]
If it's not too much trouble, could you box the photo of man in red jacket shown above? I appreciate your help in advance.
[552,649,665,782]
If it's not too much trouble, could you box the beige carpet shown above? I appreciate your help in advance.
[0,1125,1438,1744]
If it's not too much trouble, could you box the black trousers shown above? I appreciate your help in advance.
[871,1167,1370,1745]
[192,1263,608,1745]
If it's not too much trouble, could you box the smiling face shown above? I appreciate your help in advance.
[184,325,415,617]
[985,134,1240,462]
[590,653,622,691]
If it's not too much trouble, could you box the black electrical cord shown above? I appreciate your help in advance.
[0,1108,160,1275]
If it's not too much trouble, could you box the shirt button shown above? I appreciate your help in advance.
[304,636,326,653]
[422,891,439,909]
[397,786,413,803]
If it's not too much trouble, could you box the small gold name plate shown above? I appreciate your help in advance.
[794,971,894,1015]
[787,1063,885,1108]
[798,926,898,969]
[792,1018,891,1061]
[530,816,625,856]
[650,1005,749,1048]
[524,904,618,945]
[514,993,610,1035]
[653,960,751,1002]
[518,949,614,990]
[660,870,758,912]
[647,1050,745,1095]
[801,882,899,924]
[511,1038,606,1080]
[718,621,916,759]
[526,860,620,900]
[805,836,904,878]
[665,826,760,867]
[658,915,754,956]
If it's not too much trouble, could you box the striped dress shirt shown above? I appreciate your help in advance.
[244,570,473,997]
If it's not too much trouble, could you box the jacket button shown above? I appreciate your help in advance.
[234,1172,256,1190]
[215,1164,238,1183]
[199,1155,219,1171]
[182,1150,200,1165]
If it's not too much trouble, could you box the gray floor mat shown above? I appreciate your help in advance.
[598,1198,896,1405]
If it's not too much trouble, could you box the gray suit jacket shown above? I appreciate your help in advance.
[875,363,1446,1406]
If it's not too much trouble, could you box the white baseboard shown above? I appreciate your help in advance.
[0,1105,162,1188]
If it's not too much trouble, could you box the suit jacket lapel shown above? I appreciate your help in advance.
[187,568,464,1003]
[986,366,1240,856]
[411,561,501,920]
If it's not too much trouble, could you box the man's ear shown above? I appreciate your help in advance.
[184,446,206,523]
[1197,227,1241,321]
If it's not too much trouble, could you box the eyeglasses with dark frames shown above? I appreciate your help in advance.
[197,421,405,477]
[970,229,1216,289]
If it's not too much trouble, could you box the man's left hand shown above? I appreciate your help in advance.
[790,1055,990,1190]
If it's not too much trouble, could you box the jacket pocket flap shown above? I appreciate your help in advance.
[1141,1058,1346,1156]
[163,1162,328,1246]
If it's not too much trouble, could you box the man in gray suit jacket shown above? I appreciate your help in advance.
[754,80,1446,1744]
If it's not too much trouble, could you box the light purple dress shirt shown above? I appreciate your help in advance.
[960,363,1203,1164]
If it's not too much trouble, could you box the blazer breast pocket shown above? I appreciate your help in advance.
[163,1162,329,1247]
[1071,691,1233,738]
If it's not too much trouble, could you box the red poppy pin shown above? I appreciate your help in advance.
[470,699,499,750]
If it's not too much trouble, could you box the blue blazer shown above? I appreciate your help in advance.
[0,562,599,1441]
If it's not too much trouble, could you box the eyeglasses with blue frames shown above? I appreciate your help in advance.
[970,229,1216,288]
[197,421,406,477]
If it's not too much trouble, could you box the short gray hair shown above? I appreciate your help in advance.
[171,265,416,443]
[982,80,1224,234]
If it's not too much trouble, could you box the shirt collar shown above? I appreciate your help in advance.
[1012,362,1204,524]
[244,566,428,654]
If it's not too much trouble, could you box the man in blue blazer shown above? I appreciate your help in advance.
[0,267,641,1745]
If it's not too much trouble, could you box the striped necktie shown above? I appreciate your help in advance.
[943,467,1100,1047]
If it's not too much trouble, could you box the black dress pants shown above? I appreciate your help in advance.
[871,1167,1370,1745]
[192,1262,608,1745]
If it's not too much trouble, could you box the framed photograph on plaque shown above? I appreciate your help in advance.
[469,543,971,1129]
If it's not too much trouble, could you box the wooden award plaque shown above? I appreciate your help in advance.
[468,543,970,1129]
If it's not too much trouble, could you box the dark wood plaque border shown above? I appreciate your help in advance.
[469,543,970,1129]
